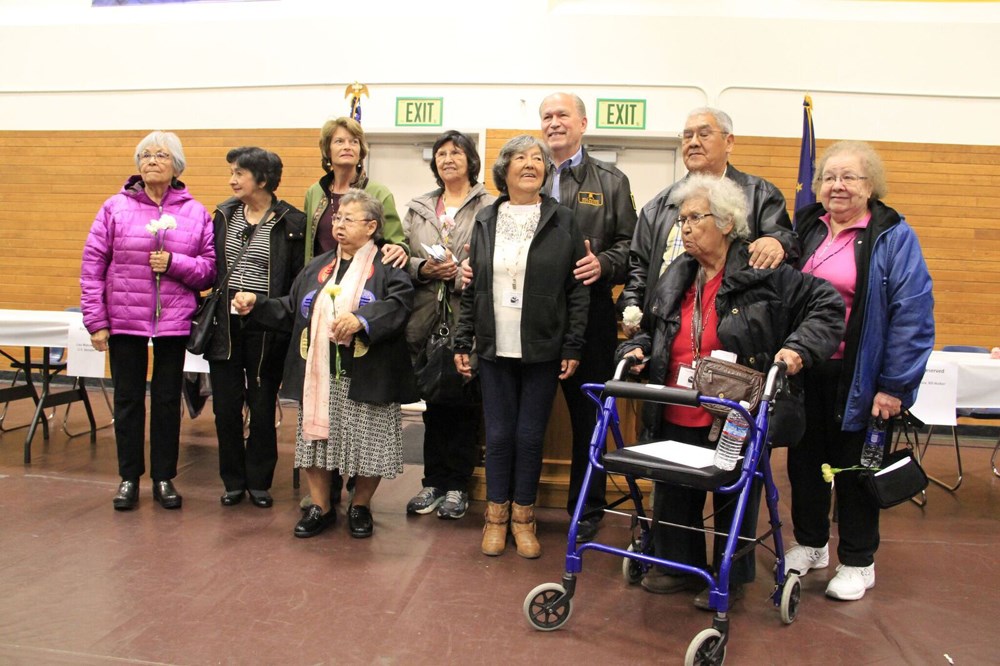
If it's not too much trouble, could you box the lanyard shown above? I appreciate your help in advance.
[691,268,715,362]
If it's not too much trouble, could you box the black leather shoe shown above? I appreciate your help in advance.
[113,479,139,511]
[220,490,245,506]
[348,504,374,539]
[575,515,602,543]
[248,490,273,508]
[295,505,335,538]
[152,480,182,509]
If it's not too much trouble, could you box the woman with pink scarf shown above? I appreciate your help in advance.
[233,189,416,538]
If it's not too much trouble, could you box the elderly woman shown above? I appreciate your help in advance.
[453,134,589,559]
[784,141,934,601]
[403,130,495,521]
[81,130,216,511]
[302,116,408,507]
[618,174,844,608]
[234,188,416,539]
[204,147,305,508]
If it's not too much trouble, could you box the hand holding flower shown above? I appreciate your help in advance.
[330,312,363,345]
[622,305,643,337]
[149,250,171,273]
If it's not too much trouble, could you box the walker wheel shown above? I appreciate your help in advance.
[523,582,572,631]
[622,543,644,585]
[780,573,801,624]
[684,628,726,666]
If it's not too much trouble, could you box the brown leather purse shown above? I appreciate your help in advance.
[693,357,764,439]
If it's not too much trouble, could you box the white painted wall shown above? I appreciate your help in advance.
[1,0,999,145]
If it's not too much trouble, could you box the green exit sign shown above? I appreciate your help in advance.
[395,97,443,127]
[595,98,646,130]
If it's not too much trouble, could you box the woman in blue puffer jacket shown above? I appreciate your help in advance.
[783,141,934,602]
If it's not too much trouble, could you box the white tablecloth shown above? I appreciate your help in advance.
[929,350,1000,410]
[0,308,208,374]
[0,309,83,347]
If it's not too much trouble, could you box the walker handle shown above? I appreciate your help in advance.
[602,380,701,407]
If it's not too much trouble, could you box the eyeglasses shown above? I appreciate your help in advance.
[821,173,868,186]
[139,151,172,163]
[681,127,728,143]
[677,212,715,227]
[332,215,373,227]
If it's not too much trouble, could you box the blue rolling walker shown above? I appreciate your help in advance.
[522,360,801,665]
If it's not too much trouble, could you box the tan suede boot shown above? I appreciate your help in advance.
[481,501,510,556]
[511,502,541,559]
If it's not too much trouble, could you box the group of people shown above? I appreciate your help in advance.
[79,94,934,605]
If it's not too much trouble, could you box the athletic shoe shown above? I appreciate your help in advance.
[406,487,445,515]
[436,490,469,519]
[825,564,875,601]
[783,543,829,576]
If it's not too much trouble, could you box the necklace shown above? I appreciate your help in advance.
[690,268,718,361]
[804,231,855,274]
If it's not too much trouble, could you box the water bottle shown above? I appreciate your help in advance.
[860,417,886,468]
[714,401,751,471]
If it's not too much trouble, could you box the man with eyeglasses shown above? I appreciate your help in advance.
[618,107,798,327]
[539,92,638,543]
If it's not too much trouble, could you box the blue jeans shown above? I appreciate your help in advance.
[479,357,560,505]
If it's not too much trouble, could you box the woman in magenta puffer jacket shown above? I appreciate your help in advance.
[81,131,216,512]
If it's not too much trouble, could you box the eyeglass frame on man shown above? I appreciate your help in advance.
[681,127,729,143]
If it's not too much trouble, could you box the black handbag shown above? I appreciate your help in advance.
[187,206,272,356]
[414,290,479,405]
[859,412,929,508]
[186,290,222,355]
[766,375,806,448]
[860,449,929,509]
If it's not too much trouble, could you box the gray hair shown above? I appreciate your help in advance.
[134,131,186,175]
[668,174,750,241]
[686,107,734,136]
[812,140,889,200]
[491,134,552,195]
[340,187,384,239]
[538,92,587,119]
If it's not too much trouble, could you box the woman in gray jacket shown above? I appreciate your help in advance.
[403,131,494,521]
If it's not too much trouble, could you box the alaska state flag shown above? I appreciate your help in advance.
[794,95,816,211]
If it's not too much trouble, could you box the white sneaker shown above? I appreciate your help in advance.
[825,564,875,601]
[783,543,829,576]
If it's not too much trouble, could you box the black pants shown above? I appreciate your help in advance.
[208,315,285,492]
[651,421,762,586]
[109,334,186,482]
[421,401,480,492]
[787,359,883,567]
[480,357,560,506]
[561,289,617,517]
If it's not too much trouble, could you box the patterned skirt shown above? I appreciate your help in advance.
[294,375,404,479]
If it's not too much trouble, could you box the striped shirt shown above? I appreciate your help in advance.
[224,204,275,294]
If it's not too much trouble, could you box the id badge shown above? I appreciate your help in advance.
[502,289,523,309]
[676,363,695,389]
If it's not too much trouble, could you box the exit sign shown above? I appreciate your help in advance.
[395,97,443,127]
[595,98,646,130]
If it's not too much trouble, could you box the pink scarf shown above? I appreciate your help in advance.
[300,241,378,440]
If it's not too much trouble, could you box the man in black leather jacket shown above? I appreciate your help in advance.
[618,108,799,326]
[540,92,638,542]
